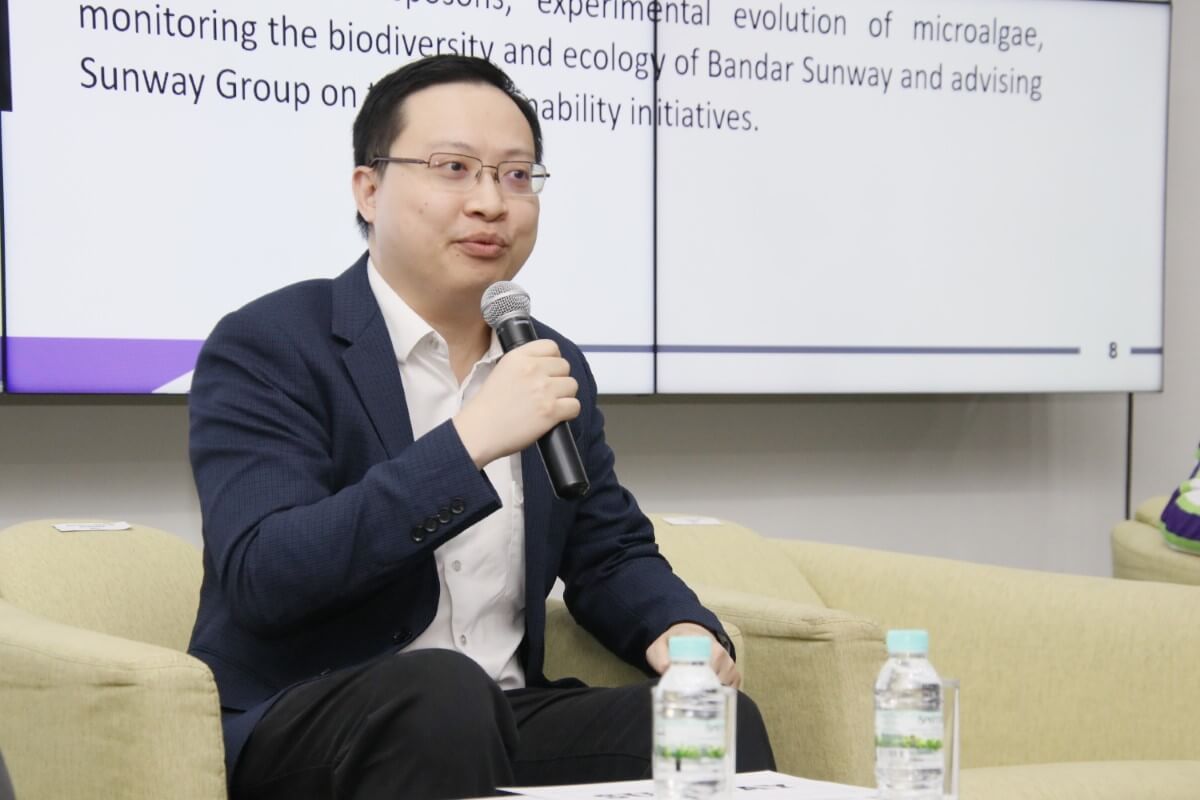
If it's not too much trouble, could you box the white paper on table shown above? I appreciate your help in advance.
[500,770,878,799]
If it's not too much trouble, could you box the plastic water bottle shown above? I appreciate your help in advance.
[653,635,731,799]
[875,629,944,799]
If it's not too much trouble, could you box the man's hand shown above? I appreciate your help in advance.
[646,622,741,688]
[453,339,581,469]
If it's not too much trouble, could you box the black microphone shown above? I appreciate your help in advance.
[481,281,589,500]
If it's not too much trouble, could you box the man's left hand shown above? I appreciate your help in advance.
[645,622,741,688]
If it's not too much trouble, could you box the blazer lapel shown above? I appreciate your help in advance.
[522,447,550,575]
[332,255,415,457]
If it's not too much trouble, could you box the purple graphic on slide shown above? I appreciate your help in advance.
[6,337,203,393]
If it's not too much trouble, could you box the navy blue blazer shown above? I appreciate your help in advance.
[186,255,726,774]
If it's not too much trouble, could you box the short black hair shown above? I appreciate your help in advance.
[352,55,544,237]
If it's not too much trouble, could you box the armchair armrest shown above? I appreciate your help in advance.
[688,584,884,787]
[543,598,744,687]
[0,599,226,800]
[543,589,885,788]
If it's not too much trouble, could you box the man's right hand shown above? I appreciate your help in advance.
[453,340,581,469]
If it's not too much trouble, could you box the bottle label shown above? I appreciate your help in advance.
[655,714,727,762]
[875,710,943,753]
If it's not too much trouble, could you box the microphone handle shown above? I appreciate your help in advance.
[495,317,590,500]
[538,425,590,500]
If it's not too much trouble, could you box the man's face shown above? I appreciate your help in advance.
[354,81,540,312]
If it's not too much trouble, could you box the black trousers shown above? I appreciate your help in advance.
[231,649,776,800]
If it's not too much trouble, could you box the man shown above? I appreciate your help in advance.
[188,55,774,799]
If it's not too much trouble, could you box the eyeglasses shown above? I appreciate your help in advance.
[370,153,550,196]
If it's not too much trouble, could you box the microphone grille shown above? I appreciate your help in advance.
[481,281,531,328]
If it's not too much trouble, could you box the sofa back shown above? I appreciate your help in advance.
[779,539,1200,768]
[0,520,202,653]
[649,515,826,608]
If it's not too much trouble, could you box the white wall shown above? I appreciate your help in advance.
[0,399,201,547]
[0,391,1129,576]
[605,394,1130,574]
[1,2,1195,579]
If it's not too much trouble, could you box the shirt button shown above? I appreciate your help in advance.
[452,560,462,572]
[459,634,467,647]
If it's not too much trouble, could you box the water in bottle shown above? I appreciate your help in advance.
[653,635,731,799]
[875,629,944,799]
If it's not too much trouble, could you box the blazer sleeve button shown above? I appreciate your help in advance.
[437,507,452,523]
[450,498,466,515]
[422,517,439,533]
[411,526,425,543]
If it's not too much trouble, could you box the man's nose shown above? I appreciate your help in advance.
[464,166,507,216]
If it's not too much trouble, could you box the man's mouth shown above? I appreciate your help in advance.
[456,234,508,258]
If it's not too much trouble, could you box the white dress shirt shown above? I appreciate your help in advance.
[368,260,527,689]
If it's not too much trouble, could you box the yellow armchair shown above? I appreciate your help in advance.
[0,521,226,800]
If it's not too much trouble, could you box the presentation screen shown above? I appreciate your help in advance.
[0,0,1168,395]
[655,0,1169,393]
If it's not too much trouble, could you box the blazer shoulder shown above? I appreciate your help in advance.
[193,280,342,392]
[226,278,333,326]
[212,254,372,344]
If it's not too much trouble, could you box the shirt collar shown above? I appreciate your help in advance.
[367,258,503,365]
[481,327,505,364]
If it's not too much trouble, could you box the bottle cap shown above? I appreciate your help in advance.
[668,635,712,663]
[886,629,930,655]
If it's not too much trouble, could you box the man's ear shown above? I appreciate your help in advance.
[351,165,379,226]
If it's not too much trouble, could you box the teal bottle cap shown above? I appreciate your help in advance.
[886,629,930,655]
[668,635,712,662]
